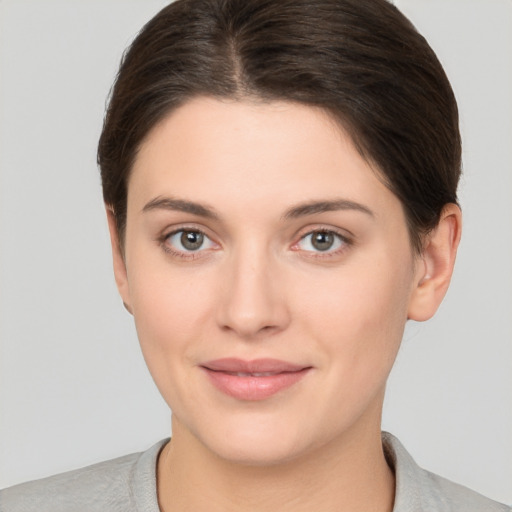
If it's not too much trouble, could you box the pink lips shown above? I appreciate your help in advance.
[200,358,311,401]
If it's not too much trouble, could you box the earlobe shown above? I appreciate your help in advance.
[106,207,132,314]
[408,203,462,322]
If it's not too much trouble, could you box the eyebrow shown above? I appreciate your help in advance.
[283,199,374,219]
[142,196,219,219]
[142,196,374,220]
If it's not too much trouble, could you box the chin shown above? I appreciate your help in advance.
[209,435,303,466]
[192,412,318,466]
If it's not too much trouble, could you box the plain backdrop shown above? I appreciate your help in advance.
[1,0,511,504]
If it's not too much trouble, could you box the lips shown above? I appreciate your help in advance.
[200,358,312,401]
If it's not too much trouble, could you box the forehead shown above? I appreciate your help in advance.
[128,96,400,221]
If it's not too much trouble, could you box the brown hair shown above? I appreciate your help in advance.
[98,0,461,252]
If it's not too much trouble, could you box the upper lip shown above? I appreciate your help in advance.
[201,358,309,373]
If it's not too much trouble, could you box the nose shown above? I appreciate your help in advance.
[216,244,290,340]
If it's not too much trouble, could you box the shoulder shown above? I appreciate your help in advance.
[382,432,511,512]
[0,453,138,512]
[0,439,168,512]
[422,470,511,512]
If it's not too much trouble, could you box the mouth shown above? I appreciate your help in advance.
[200,358,312,401]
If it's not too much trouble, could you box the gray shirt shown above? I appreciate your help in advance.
[1,433,509,511]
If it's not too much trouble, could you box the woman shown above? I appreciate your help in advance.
[1,0,510,510]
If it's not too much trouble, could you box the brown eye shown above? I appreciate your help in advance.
[180,230,204,250]
[297,230,346,254]
[311,231,335,251]
[165,229,215,253]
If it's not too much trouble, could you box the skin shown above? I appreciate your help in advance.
[107,96,461,512]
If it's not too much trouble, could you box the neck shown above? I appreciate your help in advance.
[157,417,394,512]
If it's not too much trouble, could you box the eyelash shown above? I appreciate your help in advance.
[292,228,352,259]
[159,227,215,261]
[158,226,353,261]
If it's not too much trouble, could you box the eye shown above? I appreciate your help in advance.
[164,229,216,254]
[296,230,347,253]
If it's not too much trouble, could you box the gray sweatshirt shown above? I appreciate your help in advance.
[1,432,509,511]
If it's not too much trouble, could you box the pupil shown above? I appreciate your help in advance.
[181,231,203,250]
[312,232,334,251]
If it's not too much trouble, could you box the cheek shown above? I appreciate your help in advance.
[297,252,414,375]
[134,275,214,335]
[127,260,217,393]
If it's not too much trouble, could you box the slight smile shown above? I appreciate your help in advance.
[200,358,313,401]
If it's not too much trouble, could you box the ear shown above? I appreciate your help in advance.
[106,207,133,314]
[408,203,462,322]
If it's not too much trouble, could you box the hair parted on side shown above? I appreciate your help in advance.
[98,0,461,253]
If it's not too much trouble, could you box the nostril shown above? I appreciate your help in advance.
[219,322,280,337]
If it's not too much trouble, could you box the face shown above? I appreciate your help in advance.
[115,97,426,465]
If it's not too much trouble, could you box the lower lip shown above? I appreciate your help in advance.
[201,367,311,401]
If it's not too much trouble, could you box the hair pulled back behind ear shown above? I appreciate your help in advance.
[98,0,461,252]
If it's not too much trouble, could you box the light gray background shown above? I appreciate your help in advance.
[1,0,511,504]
